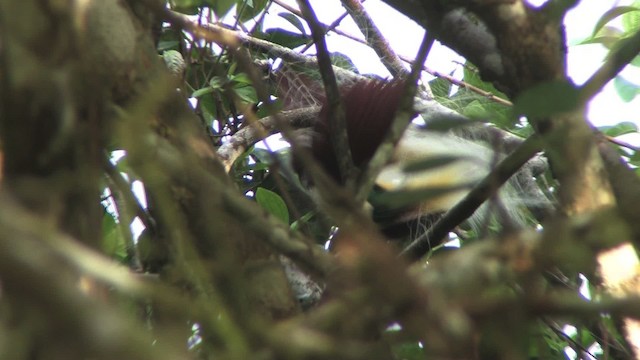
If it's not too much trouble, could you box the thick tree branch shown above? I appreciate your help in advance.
[217,106,320,170]
[597,135,640,249]
[0,193,192,360]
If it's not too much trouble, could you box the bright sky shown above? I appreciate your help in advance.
[266,0,640,129]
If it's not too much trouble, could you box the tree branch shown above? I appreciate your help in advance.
[580,28,640,102]
[217,106,320,170]
[341,0,408,77]
[297,0,354,185]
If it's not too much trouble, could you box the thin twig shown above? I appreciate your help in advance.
[297,0,355,185]
[413,60,513,106]
[543,319,599,360]
[605,134,640,153]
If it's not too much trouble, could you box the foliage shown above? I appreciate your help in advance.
[581,1,640,102]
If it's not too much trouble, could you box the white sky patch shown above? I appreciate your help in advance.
[110,149,127,164]
[565,0,640,128]
[131,180,148,208]
[525,0,550,7]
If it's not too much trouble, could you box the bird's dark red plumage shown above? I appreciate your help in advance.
[310,79,406,183]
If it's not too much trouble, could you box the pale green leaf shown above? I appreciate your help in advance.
[256,187,289,224]
[513,80,580,117]
[592,6,640,37]
[613,76,640,102]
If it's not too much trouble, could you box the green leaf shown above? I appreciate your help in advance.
[198,95,218,123]
[209,76,225,89]
[250,147,275,164]
[261,28,311,49]
[158,40,180,52]
[578,327,597,348]
[162,50,186,76]
[256,187,289,224]
[462,99,488,118]
[212,0,235,17]
[599,121,638,137]
[101,212,127,261]
[278,12,307,34]
[592,6,640,37]
[330,52,359,73]
[228,61,238,75]
[462,65,509,100]
[170,0,234,16]
[171,6,200,15]
[290,211,315,231]
[237,0,268,21]
[513,80,580,117]
[456,96,512,128]
[256,98,283,118]
[169,0,203,14]
[170,0,198,7]
[230,72,252,85]
[629,148,640,167]
[233,84,258,103]
[623,5,640,33]
[535,322,568,355]
[244,162,270,171]
[457,64,512,128]
[192,86,215,98]
[600,315,627,344]
[613,75,640,102]
[157,27,182,52]
[429,76,452,98]
[578,32,624,48]
[392,342,427,360]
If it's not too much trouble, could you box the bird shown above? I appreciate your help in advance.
[294,78,549,242]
